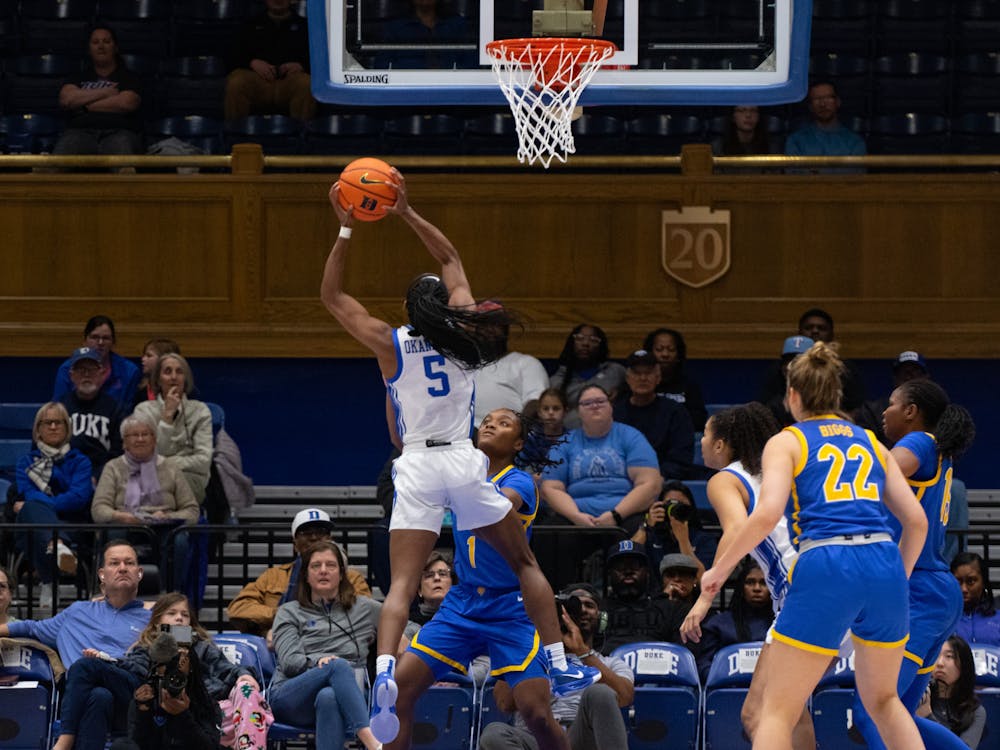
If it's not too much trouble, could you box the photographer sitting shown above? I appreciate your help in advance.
[631,480,716,574]
[481,583,634,750]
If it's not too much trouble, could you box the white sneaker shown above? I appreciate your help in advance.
[37,583,55,609]
[56,541,78,576]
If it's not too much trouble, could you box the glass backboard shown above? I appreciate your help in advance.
[308,0,811,106]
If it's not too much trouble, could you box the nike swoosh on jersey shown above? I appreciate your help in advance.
[359,173,388,185]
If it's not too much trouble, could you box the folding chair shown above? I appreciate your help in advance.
[973,645,1000,746]
[411,671,476,750]
[703,641,763,750]
[610,641,701,749]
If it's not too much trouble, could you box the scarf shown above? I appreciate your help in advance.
[27,443,71,494]
[123,451,163,513]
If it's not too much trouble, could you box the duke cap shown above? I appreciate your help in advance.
[659,553,700,575]
[291,508,333,537]
[606,540,647,565]
[782,335,812,357]
[625,349,659,369]
[893,350,927,372]
[68,346,102,368]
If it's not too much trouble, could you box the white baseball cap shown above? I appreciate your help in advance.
[291,508,333,537]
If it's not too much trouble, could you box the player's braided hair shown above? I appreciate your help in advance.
[897,379,976,461]
[709,402,781,476]
[512,410,565,474]
[405,274,515,370]
[786,340,845,416]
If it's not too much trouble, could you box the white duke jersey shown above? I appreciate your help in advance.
[386,325,476,447]
[723,460,797,612]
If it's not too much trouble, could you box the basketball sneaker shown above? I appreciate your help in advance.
[369,669,400,743]
[549,662,601,697]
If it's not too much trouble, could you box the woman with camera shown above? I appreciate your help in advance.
[631,479,715,576]
[269,540,384,750]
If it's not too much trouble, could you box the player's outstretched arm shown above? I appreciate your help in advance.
[383,168,474,309]
[321,184,395,365]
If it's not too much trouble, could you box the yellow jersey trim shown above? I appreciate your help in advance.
[410,633,469,674]
[490,630,541,676]
[903,650,924,666]
[771,629,839,656]
[490,463,538,527]
[851,633,909,650]
[864,428,888,474]
[785,425,809,477]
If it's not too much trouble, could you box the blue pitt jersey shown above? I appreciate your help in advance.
[786,416,892,547]
[884,431,952,572]
[386,325,476,447]
[453,465,537,590]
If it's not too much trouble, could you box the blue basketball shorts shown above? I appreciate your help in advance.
[905,568,963,672]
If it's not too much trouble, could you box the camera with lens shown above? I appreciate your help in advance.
[147,624,193,699]
[648,498,695,536]
[554,594,583,633]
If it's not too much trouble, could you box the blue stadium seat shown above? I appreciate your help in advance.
[96,0,172,57]
[683,479,710,512]
[952,112,1000,155]
[610,642,701,750]
[147,115,223,155]
[204,401,226,439]
[0,403,43,435]
[160,56,227,119]
[463,111,518,155]
[811,648,857,750]
[383,113,465,155]
[214,632,271,684]
[0,11,18,60]
[304,114,384,156]
[973,644,1000,746]
[19,0,97,56]
[875,0,952,54]
[0,438,33,478]
[411,672,476,750]
[956,53,1000,114]
[0,642,58,750]
[626,112,704,155]
[703,641,763,750]
[957,0,1000,53]
[872,53,951,115]
[570,113,626,156]
[810,0,873,56]
[224,115,304,155]
[172,0,249,58]
[868,113,950,155]
[5,55,79,116]
[476,678,516,739]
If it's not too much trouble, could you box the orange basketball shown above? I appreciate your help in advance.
[337,157,397,222]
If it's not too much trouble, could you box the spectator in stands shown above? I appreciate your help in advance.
[695,558,774,682]
[785,81,865,164]
[757,309,866,414]
[90,414,199,590]
[916,635,986,748]
[854,350,930,446]
[613,349,695,480]
[758,335,812,426]
[53,591,261,750]
[0,541,150,668]
[541,385,661,533]
[269,540,383,750]
[713,105,774,156]
[632,479,717,572]
[11,402,92,606]
[0,565,16,624]
[951,552,1000,646]
[54,315,141,412]
[134,338,181,408]
[472,305,549,426]
[658,553,702,618]
[402,549,454,646]
[641,327,708,431]
[132,354,212,502]
[599,540,686,655]
[549,323,626,429]
[227,507,371,639]
[58,347,125,482]
[535,387,569,447]
[376,0,476,70]
[52,25,143,158]
[224,0,316,122]
[481,582,634,750]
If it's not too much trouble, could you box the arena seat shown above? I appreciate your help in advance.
[872,53,951,115]
[411,671,476,750]
[810,0,873,56]
[868,113,950,156]
[304,114,384,156]
[19,0,96,56]
[955,53,1000,114]
[973,644,1000,746]
[160,56,227,119]
[383,113,465,155]
[0,642,58,750]
[147,115,223,155]
[463,111,517,155]
[703,641,763,750]
[570,113,627,156]
[811,648,858,750]
[5,55,78,117]
[476,677,516,740]
[610,641,701,750]
[96,0,172,58]
[875,0,952,54]
[0,403,42,436]
[224,115,304,155]
[172,0,250,58]
[0,438,31,479]
[956,0,1000,53]
[215,632,273,684]
[625,112,704,155]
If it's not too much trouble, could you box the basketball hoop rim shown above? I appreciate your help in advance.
[485,37,618,63]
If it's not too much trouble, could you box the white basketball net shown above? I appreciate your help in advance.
[486,38,617,169]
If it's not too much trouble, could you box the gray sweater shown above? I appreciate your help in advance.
[271,597,381,689]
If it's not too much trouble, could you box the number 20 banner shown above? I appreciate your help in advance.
[661,206,731,289]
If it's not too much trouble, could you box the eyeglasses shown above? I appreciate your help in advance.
[40,419,66,428]
[573,334,601,345]
[578,398,609,409]
[423,568,451,580]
